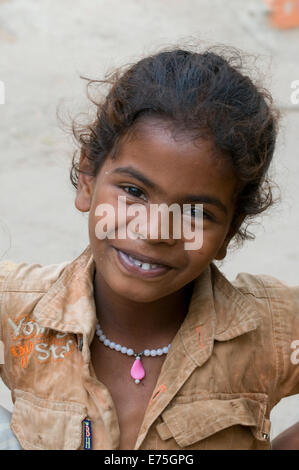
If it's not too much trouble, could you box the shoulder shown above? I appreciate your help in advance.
[229,269,299,330]
[231,270,288,294]
[0,257,71,293]
[210,263,294,318]
[226,269,298,310]
[231,270,299,312]
[0,256,71,331]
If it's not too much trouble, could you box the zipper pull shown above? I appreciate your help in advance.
[83,418,92,450]
[77,335,83,352]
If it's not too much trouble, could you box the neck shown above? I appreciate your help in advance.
[93,270,194,349]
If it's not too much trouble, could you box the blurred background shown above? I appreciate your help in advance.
[0,0,299,442]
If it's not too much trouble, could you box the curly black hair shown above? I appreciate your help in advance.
[68,45,280,248]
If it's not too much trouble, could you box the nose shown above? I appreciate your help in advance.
[126,204,180,246]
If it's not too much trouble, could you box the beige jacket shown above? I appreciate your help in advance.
[0,245,299,450]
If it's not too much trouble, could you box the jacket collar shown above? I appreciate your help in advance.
[33,244,261,349]
[33,245,98,345]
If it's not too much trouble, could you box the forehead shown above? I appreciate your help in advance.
[110,120,237,201]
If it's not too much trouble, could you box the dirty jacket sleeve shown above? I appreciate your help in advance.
[257,274,299,406]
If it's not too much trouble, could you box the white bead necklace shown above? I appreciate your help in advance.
[95,322,171,384]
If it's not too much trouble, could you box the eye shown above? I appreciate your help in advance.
[184,205,213,221]
[190,206,202,218]
[203,212,213,221]
[120,185,147,201]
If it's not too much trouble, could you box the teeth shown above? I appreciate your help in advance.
[128,255,159,270]
[141,263,151,270]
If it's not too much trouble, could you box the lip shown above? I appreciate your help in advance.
[112,246,174,268]
[113,247,172,278]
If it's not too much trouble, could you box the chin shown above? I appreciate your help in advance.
[111,278,166,303]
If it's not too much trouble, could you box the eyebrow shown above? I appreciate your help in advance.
[113,166,158,191]
[112,166,228,215]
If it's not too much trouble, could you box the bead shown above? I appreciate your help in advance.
[95,322,171,369]
[131,358,145,382]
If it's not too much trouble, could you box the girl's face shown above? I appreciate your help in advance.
[76,121,240,302]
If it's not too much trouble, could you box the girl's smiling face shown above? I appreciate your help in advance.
[76,119,240,302]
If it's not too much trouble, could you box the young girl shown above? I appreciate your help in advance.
[0,46,299,451]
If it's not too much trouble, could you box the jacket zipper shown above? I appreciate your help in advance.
[77,334,83,352]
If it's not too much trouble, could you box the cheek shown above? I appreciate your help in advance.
[183,222,227,251]
[185,228,226,267]
[89,182,118,224]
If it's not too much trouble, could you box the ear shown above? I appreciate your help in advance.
[214,213,246,261]
[74,149,95,213]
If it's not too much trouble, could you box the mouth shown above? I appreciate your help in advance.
[112,247,173,278]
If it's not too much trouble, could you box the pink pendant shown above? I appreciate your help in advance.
[130,356,145,384]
